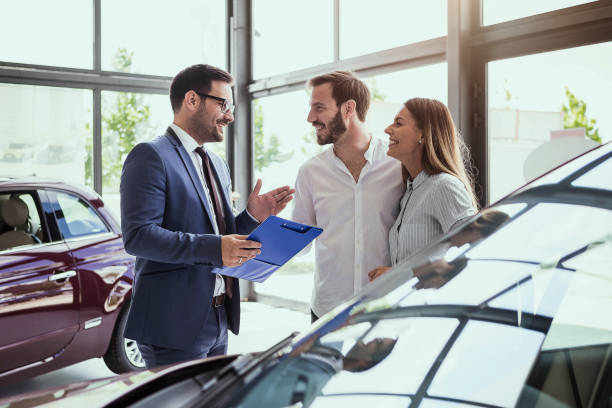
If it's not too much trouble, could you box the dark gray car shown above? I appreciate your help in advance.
[2,142,611,408]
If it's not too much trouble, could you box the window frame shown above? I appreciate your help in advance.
[0,189,52,253]
[44,188,113,241]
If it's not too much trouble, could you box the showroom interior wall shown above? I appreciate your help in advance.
[1,0,612,301]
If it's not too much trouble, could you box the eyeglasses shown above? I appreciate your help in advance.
[193,91,235,114]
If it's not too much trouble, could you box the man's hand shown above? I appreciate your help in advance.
[247,179,295,223]
[221,234,262,267]
[368,266,391,282]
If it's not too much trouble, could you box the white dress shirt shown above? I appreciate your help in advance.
[292,136,405,316]
[170,123,225,296]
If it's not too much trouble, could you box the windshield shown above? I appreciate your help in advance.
[223,151,612,408]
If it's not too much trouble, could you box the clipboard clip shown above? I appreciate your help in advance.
[281,222,311,233]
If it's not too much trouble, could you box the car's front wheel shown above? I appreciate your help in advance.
[103,299,146,373]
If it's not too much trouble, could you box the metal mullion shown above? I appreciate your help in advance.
[94,0,101,72]
[473,0,612,47]
[248,36,446,95]
[232,0,256,300]
[333,0,340,61]
[93,88,102,195]
[0,65,171,94]
[475,19,612,63]
[250,54,446,99]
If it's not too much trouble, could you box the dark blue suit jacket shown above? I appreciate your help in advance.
[120,129,259,350]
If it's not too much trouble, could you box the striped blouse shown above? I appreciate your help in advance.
[389,171,476,266]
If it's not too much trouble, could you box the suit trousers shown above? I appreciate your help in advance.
[137,303,228,369]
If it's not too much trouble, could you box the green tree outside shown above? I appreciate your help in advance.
[562,86,601,143]
[102,49,151,190]
[253,99,292,171]
[84,48,152,189]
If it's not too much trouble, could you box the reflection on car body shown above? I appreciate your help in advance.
[1,142,611,407]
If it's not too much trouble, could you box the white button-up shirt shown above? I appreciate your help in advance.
[170,123,225,296]
[292,136,405,316]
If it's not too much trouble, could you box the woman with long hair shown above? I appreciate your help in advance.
[369,97,478,281]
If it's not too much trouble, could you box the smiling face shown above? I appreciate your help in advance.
[307,83,347,145]
[385,106,423,164]
[189,80,234,144]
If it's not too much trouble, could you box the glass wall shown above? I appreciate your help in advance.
[487,41,612,202]
[0,1,93,69]
[364,63,448,138]
[1,1,227,221]
[102,0,227,76]
[482,0,596,26]
[252,91,317,304]
[252,0,334,79]
[339,0,447,59]
[100,91,172,219]
[0,84,92,186]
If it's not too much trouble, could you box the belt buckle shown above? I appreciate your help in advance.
[213,294,224,308]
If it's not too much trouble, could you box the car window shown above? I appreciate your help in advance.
[570,156,612,191]
[54,192,109,238]
[466,203,612,264]
[428,320,545,407]
[0,191,46,251]
[516,238,612,407]
[234,317,459,407]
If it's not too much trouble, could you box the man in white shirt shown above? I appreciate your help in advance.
[292,71,405,322]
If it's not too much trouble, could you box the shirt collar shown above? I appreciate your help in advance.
[409,169,430,189]
[327,133,379,164]
[169,123,202,153]
[363,134,377,162]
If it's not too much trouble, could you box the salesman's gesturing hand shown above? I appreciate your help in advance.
[221,234,262,267]
[247,179,295,223]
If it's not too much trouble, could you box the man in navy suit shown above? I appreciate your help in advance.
[120,64,294,368]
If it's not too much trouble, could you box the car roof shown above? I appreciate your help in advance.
[0,177,101,201]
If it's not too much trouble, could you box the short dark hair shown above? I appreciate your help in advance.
[169,64,233,113]
[308,71,371,122]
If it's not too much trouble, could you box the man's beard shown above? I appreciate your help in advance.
[316,110,347,145]
[190,105,225,143]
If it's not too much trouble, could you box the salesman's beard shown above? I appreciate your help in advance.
[188,105,225,144]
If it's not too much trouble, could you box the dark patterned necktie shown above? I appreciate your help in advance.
[195,147,233,298]
[195,147,227,235]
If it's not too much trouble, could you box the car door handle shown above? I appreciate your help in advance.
[48,270,77,281]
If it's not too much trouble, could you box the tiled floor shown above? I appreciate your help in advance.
[0,302,310,400]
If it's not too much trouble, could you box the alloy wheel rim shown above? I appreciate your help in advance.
[124,338,145,368]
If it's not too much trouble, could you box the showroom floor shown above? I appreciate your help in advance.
[0,302,310,400]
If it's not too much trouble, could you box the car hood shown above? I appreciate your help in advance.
[0,370,158,408]
[0,354,241,408]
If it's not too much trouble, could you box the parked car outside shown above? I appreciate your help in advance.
[1,142,611,408]
[0,178,143,387]
[0,143,35,163]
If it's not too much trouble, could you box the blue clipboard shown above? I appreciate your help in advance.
[212,216,323,283]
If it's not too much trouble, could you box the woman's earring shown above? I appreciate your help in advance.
[418,139,423,145]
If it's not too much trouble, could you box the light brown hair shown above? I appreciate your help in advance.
[308,71,370,122]
[404,98,479,209]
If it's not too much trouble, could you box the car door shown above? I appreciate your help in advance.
[0,189,79,375]
[47,190,130,329]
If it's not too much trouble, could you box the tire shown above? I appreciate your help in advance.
[103,298,146,373]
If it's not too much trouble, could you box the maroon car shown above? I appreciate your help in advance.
[0,177,143,386]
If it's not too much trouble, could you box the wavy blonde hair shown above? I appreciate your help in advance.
[404,97,479,209]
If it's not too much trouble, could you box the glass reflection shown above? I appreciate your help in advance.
[235,316,458,407]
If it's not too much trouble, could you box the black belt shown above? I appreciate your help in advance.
[212,294,225,307]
